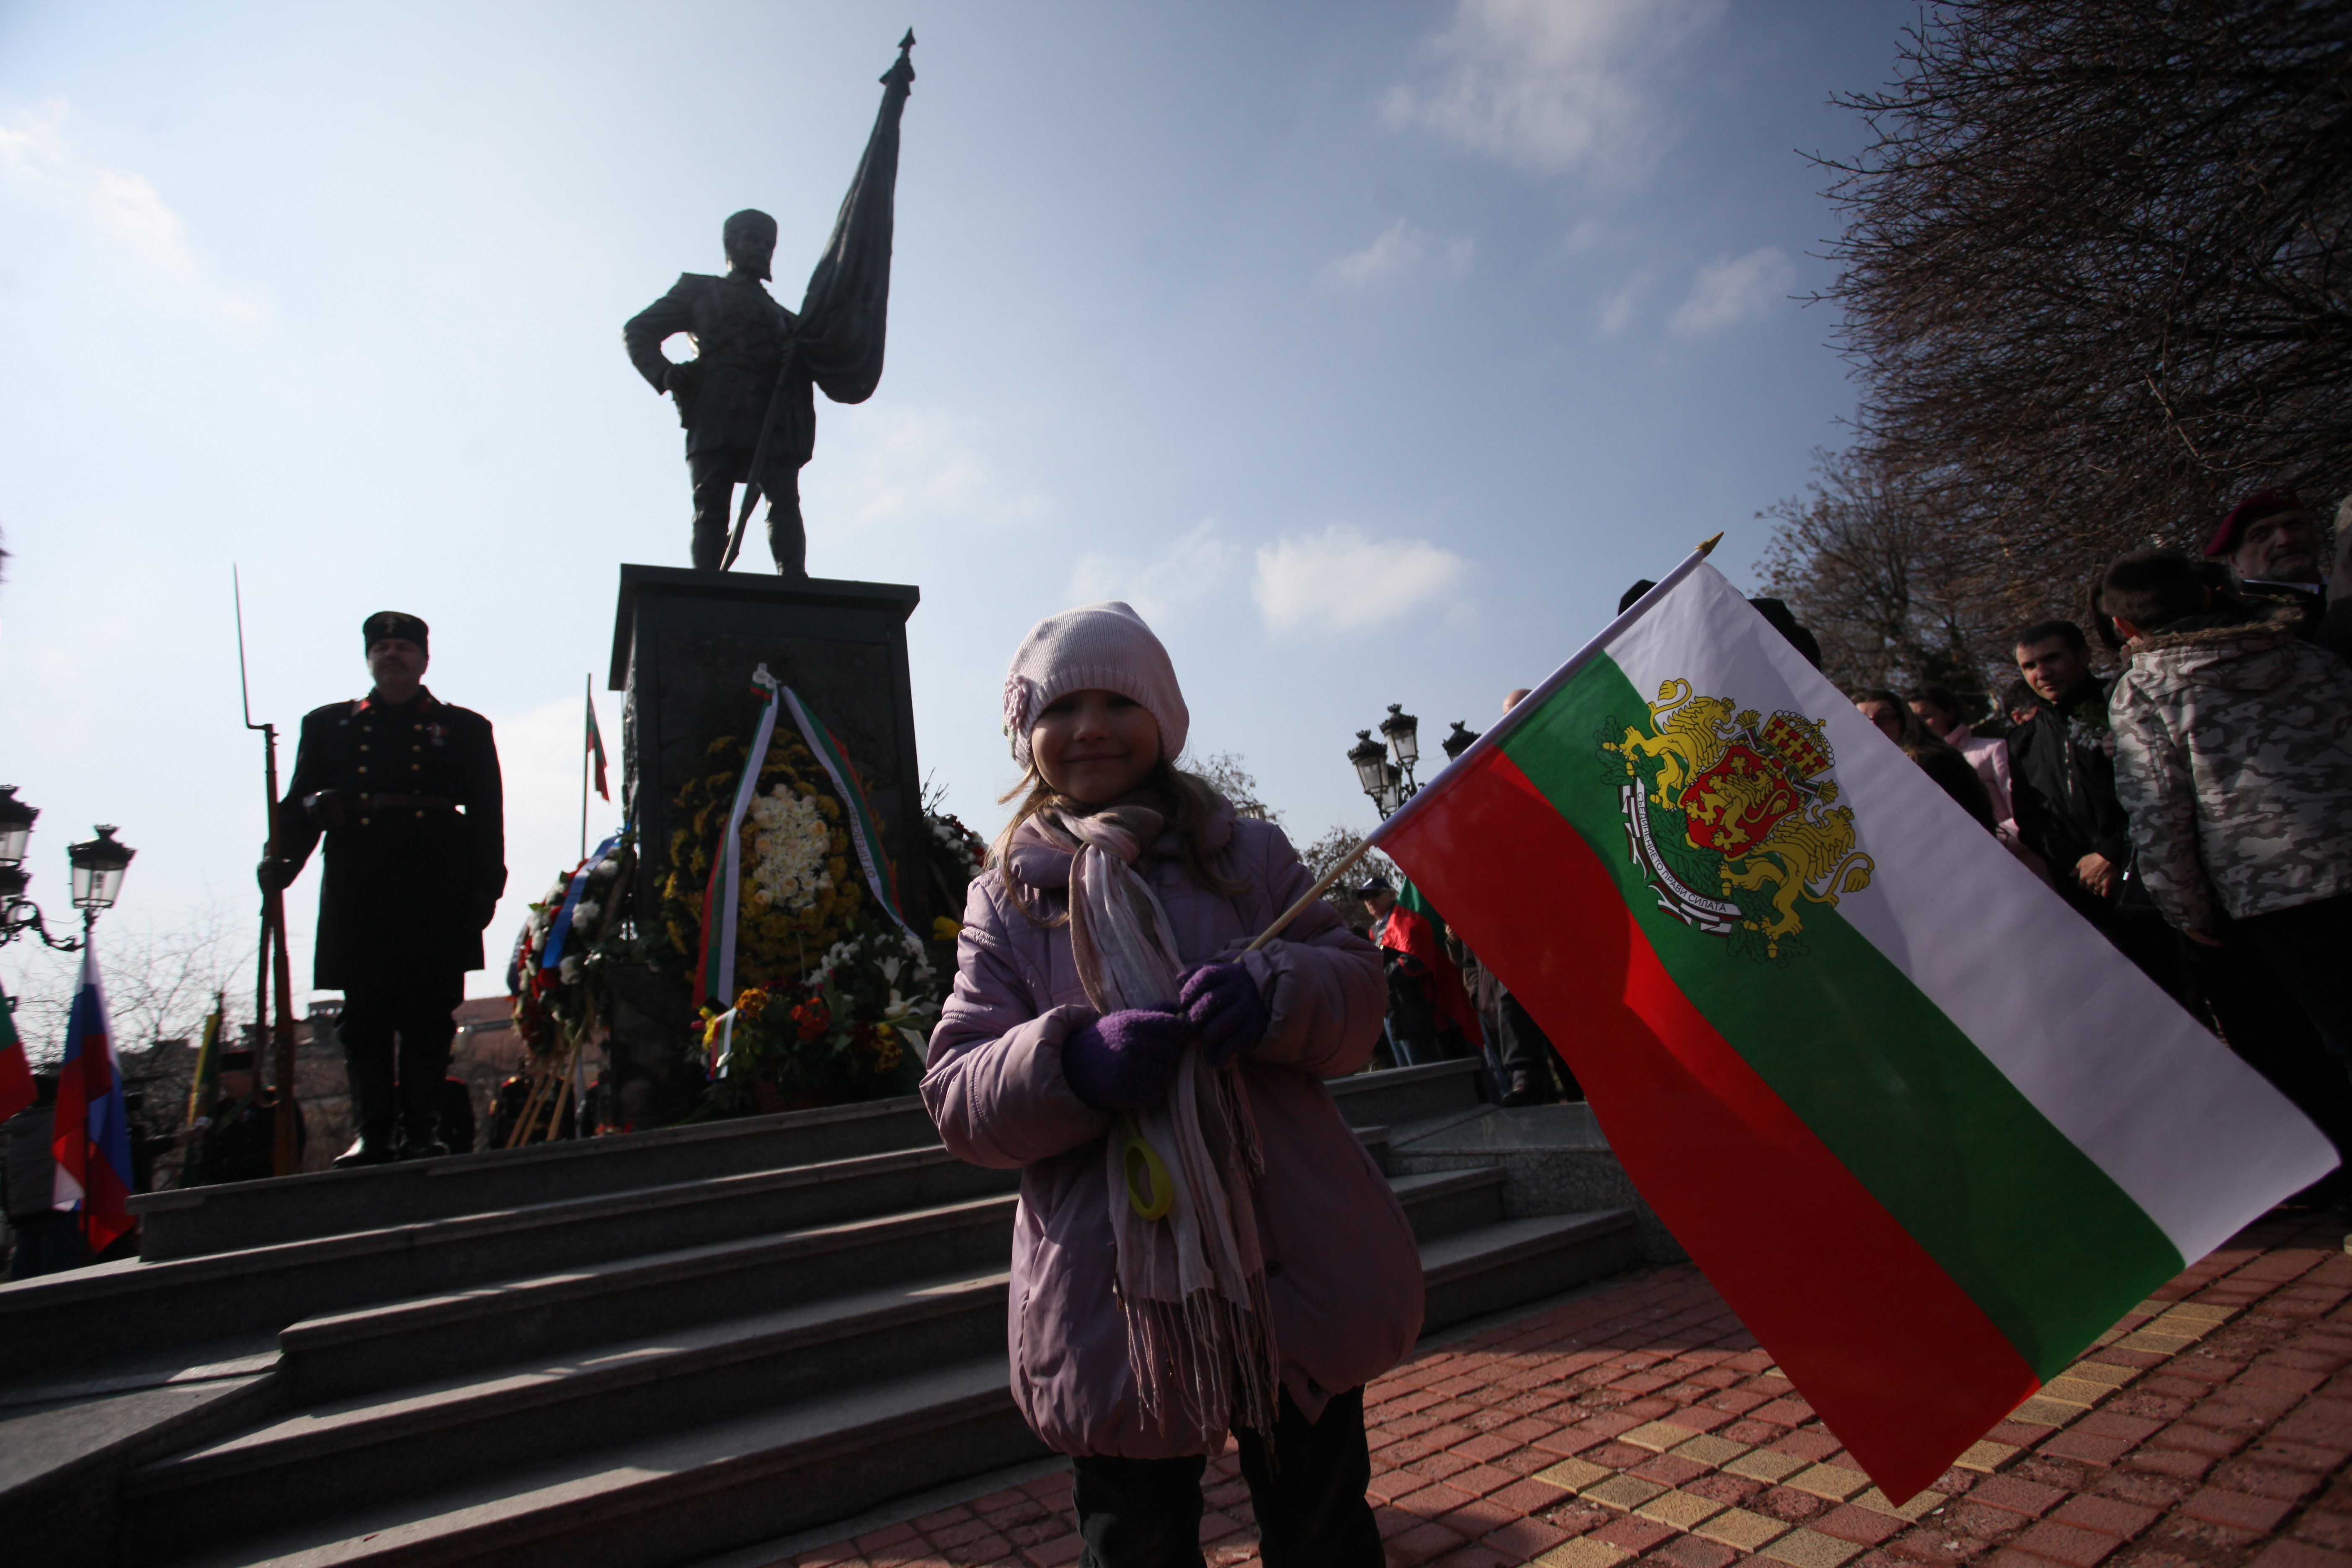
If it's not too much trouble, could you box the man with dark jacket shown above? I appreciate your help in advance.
[2,1075,75,1278]
[2008,618,2179,994]
[1358,876,1482,1068]
[259,612,505,1166]
[2202,488,2352,665]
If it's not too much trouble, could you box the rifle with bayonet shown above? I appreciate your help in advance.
[235,569,302,1177]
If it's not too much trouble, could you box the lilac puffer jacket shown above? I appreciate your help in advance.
[922,805,1423,1459]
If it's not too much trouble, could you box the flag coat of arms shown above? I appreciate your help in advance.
[52,938,136,1256]
[1375,555,2335,1501]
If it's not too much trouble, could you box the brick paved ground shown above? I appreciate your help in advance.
[779,1209,2352,1568]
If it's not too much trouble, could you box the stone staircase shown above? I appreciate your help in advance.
[0,1060,1638,1567]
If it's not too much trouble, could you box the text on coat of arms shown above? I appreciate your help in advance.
[1602,679,1873,957]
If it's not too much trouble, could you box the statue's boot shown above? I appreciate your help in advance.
[333,1043,399,1168]
[769,500,808,579]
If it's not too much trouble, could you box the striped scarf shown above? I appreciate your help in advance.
[1032,803,1281,1446]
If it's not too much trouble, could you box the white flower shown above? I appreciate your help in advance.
[743,787,834,911]
[573,900,599,925]
[880,955,902,985]
[559,954,582,983]
[882,988,910,1021]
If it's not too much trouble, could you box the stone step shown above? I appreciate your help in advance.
[130,1095,944,1262]
[0,1144,1019,1386]
[1389,1167,1505,1243]
[280,1157,1474,1408]
[147,1355,1039,1568]
[129,1066,1446,1269]
[1325,1059,1486,1132]
[276,1192,1024,1405]
[126,1198,1629,1568]
[122,1271,1018,1558]
[1420,1210,1640,1328]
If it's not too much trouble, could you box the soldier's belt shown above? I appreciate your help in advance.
[354,794,457,815]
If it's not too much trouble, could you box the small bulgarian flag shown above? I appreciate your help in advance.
[586,675,610,803]
[1370,543,2334,1501]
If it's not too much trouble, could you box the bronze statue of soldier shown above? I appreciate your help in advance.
[622,34,916,577]
[625,211,811,575]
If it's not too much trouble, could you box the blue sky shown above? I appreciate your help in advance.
[0,0,1909,1020]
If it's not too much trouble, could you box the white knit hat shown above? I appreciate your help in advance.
[1002,601,1189,770]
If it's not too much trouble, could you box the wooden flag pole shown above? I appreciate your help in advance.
[580,673,591,863]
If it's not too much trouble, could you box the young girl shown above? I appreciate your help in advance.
[923,601,1422,1568]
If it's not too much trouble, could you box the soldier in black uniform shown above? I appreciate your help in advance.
[258,612,505,1166]
[624,209,812,575]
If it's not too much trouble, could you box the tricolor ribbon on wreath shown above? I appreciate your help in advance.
[543,826,628,974]
[694,665,916,1013]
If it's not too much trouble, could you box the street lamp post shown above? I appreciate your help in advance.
[1348,706,1425,820]
[67,826,137,931]
[1349,708,1493,818]
[0,789,130,951]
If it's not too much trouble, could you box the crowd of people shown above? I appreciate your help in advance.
[1848,488,2352,1199]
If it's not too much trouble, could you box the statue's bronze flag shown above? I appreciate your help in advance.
[725,31,916,568]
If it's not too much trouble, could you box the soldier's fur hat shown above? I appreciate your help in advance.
[363,611,428,653]
[724,209,778,279]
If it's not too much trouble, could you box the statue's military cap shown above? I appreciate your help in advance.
[362,611,429,653]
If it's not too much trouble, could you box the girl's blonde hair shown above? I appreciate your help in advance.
[991,758,1246,926]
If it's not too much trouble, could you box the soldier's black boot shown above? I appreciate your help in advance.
[333,1043,399,1168]
[397,1075,449,1161]
[396,1030,454,1160]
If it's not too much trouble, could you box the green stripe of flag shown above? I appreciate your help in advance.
[1501,651,2182,1379]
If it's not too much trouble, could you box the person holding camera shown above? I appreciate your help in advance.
[258,611,505,1166]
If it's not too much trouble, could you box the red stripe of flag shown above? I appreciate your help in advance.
[0,975,32,1122]
[1382,747,2037,1501]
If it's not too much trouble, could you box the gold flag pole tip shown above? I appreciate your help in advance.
[1697,531,1725,556]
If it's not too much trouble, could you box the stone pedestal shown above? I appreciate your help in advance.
[606,566,926,1117]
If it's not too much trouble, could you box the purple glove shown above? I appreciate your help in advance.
[1178,962,1271,1068]
[1061,1007,1191,1111]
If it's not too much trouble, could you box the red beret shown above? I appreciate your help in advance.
[2204,489,2304,558]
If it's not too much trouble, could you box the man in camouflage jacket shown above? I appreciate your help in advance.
[2109,591,2352,1064]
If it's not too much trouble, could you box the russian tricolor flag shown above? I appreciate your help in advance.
[52,938,134,1257]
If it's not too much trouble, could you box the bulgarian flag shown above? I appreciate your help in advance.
[1370,543,2334,1502]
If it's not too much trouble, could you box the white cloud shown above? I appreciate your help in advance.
[1317,218,1474,293]
[810,405,1051,529]
[1381,0,1724,182]
[1666,246,1797,337]
[1068,519,1238,626]
[1252,524,1471,635]
[1561,218,1608,253]
[1599,267,1652,335]
[0,99,266,322]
